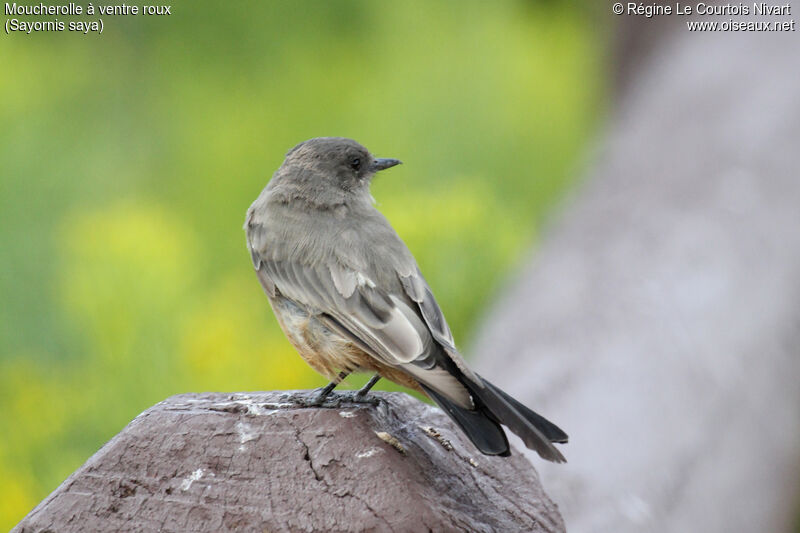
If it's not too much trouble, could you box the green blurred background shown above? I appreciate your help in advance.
[0,1,604,527]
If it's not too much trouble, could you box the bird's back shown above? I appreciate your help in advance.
[247,186,418,303]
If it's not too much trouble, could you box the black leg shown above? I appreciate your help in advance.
[355,374,381,398]
[312,371,350,404]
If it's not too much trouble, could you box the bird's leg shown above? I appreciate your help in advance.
[308,371,349,405]
[355,374,381,399]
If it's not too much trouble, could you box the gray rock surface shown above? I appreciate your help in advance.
[472,14,800,533]
[13,391,564,533]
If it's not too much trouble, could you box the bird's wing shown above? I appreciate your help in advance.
[398,268,481,385]
[263,258,427,363]
[251,254,473,408]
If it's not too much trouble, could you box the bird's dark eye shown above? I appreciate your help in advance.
[350,157,361,170]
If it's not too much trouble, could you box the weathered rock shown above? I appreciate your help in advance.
[13,391,564,533]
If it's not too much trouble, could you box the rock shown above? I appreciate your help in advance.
[13,391,564,533]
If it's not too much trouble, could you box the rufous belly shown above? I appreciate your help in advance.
[268,295,422,392]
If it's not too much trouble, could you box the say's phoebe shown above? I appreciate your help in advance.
[244,137,567,462]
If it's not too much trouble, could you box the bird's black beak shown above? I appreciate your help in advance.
[371,158,402,172]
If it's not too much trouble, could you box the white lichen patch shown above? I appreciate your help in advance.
[356,447,383,459]
[203,397,289,415]
[236,421,258,451]
[180,468,204,491]
[224,395,294,414]
[242,400,270,416]
[234,398,286,415]
[375,431,406,455]
[339,411,356,418]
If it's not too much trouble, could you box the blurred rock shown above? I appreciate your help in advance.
[473,13,800,533]
[12,391,563,533]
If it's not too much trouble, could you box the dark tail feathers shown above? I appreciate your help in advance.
[422,376,567,463]
[479,376,568,444]
[472,374,567,463]
[421,384,510,456]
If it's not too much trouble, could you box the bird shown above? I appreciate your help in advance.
[244,137,567,462]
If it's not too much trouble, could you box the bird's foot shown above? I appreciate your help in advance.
[355,374,381,399]
[292,389,378,408]
[293,373,382,408]
[332,390,381,406]
[291,384,336,407]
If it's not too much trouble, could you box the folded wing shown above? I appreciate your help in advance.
[252,253,473,408]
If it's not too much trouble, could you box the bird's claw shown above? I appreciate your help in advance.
[296,390,380,408]
[339,390,380,405]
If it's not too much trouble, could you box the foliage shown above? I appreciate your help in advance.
[0,1,603,527]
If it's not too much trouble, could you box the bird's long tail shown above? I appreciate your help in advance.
[421,376,567,462]
[421,384,510,456]
[472,375,567,462]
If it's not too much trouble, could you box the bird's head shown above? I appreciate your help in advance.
[275,137,401,202]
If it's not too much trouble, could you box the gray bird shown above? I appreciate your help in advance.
[244,137,567,461]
